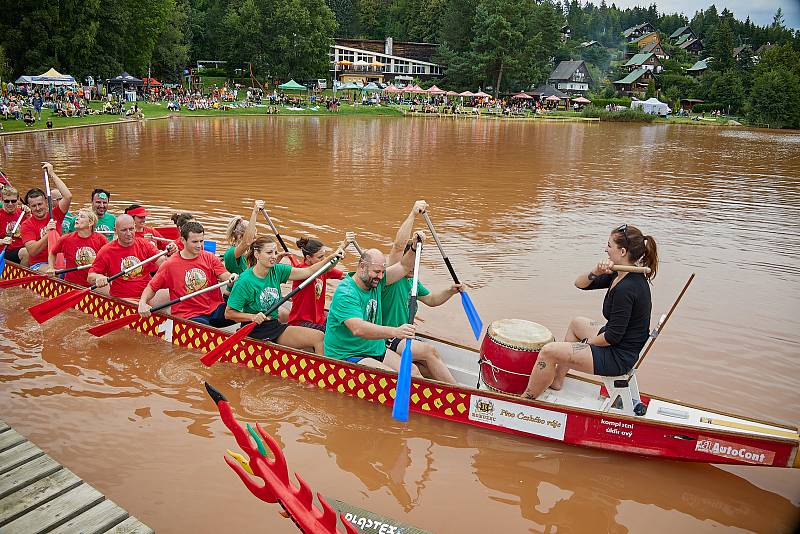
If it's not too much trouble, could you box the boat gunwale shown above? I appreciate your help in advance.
[2,261,798,451]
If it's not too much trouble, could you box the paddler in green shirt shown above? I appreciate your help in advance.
[224,199,264,274]
[65,189,116,240]
[324,231,429,376]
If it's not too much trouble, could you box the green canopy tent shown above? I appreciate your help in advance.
[362,82,382,92]
[278,79,307,91]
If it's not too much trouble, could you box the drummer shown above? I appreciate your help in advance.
[523,224,658,399]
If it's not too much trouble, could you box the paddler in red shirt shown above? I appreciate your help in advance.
[19,162,72,271]
[138,221,236,326]
[287,236,347,331]
[0,184,30,266]
[46,208,109,286]
[125,204,167,249]
[88,214,175,302]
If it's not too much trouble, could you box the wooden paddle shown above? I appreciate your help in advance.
[87,279,232,337]
[634,273,695,369]
[422,211,483,340]
[0,264,91,288]
[43,169,59,254]
[392,236,422,423]
[612,265,651,273]
[28,249,168,324]
[259,208,290,253]
[200,254,342,367]
[0,209,27,276]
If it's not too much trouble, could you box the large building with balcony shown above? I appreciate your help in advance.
[330,37,443,85]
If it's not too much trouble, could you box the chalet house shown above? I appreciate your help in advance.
[675,34,704,55]
[613,68,654,96]
[669,26,695,42]
[626,32,660,58]
[560,24,571,41]
[547,60,593,95]
[686,58,710,77]
[623,52,663,73]
[754,43,774,61]
[623,22,656,42]
[640,40,669,60]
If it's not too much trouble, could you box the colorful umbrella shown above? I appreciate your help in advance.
[512,92,533,99]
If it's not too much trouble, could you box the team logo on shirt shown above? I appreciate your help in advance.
[62,219,71,233]
[314,279,323,299]
[97,224,112,233]
[4,221,20,238]
[75,246,97,266]
[259,287,280,312]
[120,256,144,279]
[185,268,208,292]
[39,226,49,239]
[365,299,378,323]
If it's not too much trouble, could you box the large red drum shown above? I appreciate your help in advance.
[479,319,555,394]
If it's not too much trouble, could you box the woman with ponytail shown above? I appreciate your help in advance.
[287,236,347,331]
[223,200,264,275]
[224,236,346,354]
[523,224,658,399]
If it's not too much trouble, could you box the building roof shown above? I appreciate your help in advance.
[686,59,709,72]
[640,41,660,53]
[548,60,587,81]
[669,26,691,39]
[755,43,774,55]
[528,84,568,98]
[733,45,747,57]
[623,22,654,38]
[580,40,599,48]
[679,37,703,50]
[613,68,650,85]
[633,31,659,44]
[674,34,690,46]
[624,53,655,67]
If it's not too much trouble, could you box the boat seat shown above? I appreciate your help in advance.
[600,371,645,415]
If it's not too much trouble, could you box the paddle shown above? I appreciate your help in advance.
[421,211,483,339]
[28,249,168,324]
[200,254,342,367]
[392,236,422,423]
[0,264,91,288]
[43,169,59,254]
[0,209,27,276]
[87,279,232,337]
[612,265,651,273]
[259,208,289,253]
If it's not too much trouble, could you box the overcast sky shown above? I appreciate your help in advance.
[609,0,799,30]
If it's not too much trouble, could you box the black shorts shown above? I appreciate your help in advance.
[296,320,325,332]
[385,337,402,352]
[345,352,386,364]
[247,319,290,342]
[190,303,236,328]
[4,247,23,264]
[590,345,636,376]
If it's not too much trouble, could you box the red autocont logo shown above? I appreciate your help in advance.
[695,436,775,465]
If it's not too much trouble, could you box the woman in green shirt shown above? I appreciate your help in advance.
[225,236,345,355]
[223,200,263,275]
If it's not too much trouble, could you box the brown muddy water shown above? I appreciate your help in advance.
[1,116,799,533]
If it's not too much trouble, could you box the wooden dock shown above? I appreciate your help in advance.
[0,419,153,533]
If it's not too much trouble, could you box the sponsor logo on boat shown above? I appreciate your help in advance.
[469,395,567,440]
[694,436,775,465]
[601,418,634,438]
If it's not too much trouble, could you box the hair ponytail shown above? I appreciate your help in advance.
[612,225,658,281]
[642,235,658,281]
[296,236,323,259]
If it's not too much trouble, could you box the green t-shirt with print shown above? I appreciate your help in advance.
[324,274,386,360]
[67,211,116,240]
[381,277,429,328]
[224,246,248,274]
[226,263,292,319]
[61,211,76,234]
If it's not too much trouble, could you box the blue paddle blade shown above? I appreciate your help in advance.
[203,240,217,254]
[0,250,6,277]
[460,291,483,340]
[392,340,413,422]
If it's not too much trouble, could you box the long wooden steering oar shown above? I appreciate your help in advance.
[86,279,233,337]
[259,208,290,253]
[634,272,695,370]
[422,212,483,339]
[0,209,27,276]
[200,253,342,367]
[0,264,91,288]
[27,249,168,324]
[392,235,422,423]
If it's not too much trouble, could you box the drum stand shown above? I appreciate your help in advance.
[600,372,646,415]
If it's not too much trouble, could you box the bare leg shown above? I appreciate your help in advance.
[524,342,594,399]
[19,248,29,267]
[400,339,457,384]
[553,317,603,390]
[276,325,324,354]
[381,348,423,378]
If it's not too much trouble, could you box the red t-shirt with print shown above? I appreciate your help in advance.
[19,205,66,264]
[135,226,167,250]
[89,237,160,298]
[287,258,344,326]
[148,251,227,318]
[51,231,109,285]
[0,207,28,249]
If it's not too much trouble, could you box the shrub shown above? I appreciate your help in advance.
[581,106,656,122]
[586,97,632,107]
[691,103,723,113]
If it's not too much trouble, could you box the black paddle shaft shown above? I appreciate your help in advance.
[259,208,289,253]
[422,212,461,285]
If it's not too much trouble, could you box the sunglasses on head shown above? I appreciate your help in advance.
[617,224,629,247]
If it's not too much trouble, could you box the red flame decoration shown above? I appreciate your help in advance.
[205,382,358,534]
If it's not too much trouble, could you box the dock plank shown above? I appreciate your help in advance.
[49,498,130,534]
[0,441,45,476]
[0,469,83,527]
[0,430,26,453]
[2,482,105,533]
[0,455,62,500]
[105,516,155,534]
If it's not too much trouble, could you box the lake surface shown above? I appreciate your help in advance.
[1,116,799,532]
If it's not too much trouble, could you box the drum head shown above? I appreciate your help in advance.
[488,319,554,351]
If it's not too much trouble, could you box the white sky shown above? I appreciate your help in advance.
[609,1,799,30]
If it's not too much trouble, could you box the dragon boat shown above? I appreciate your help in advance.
[1,260,798,469]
